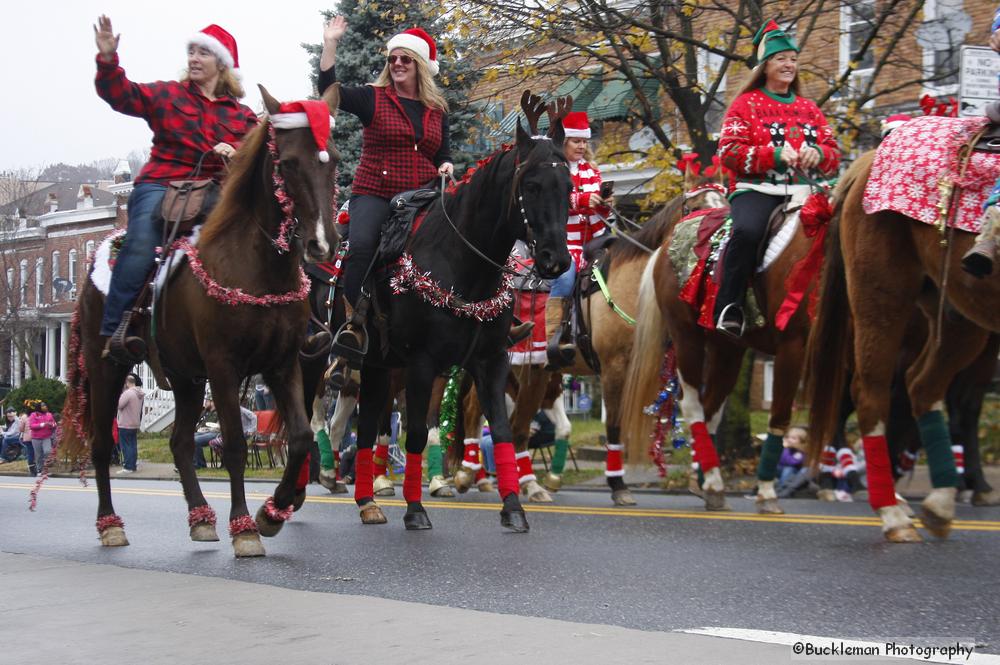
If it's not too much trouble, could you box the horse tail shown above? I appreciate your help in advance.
[59,305,91,466]
[621,247,669,464]
[804,156,871,464]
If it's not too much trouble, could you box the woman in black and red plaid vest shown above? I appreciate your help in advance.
[318,16,454,373]
[93,16,257,365]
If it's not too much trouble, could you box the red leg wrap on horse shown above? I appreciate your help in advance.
[605,444,624,477]
[462,439,481,468]
[475,466,487,482]
[690,422,719,471]
[373,443,389,476]
[334,450,342,480]
[516,451,534,483]
[295,452,310,490]
[404,453,423,502]
[355,448,374,501]
[494,442,518,498]
[863,435,896,510]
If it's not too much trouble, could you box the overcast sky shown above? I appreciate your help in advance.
[1,1,333,173]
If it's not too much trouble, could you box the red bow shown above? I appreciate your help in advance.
[775,192,833,330]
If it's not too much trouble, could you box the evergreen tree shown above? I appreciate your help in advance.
[304,1,485,198]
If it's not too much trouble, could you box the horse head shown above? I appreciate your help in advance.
[259,84,341,263]
[514,91,573,279]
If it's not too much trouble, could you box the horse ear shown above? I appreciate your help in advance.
[258,84,280,116]
[322,82,341,117]
[516,119,533,157]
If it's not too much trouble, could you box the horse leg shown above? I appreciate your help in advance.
[510,364,553,503]
[425,375,455,497]
[169,379,219,542]
[454,383,484,493]
[371,389,396,497]
[906,318,989,539]
[470,352,529,532]
[598,345,637,506]
[541,379,573,492]
[254,362,313,538]
[207,370,263,557]
[400,356,436,530]
[843,213,923,543]
[88,357,131,547]
[320,390,356,494]
[756,336,806,515]
[355,364,390,524]
[948,333,1000,506]
[678,335,728,512]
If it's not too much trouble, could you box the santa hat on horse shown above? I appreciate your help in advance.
[386,27,440,76]
[270,101,337,163]
[188,24,241,78]
[880,113,912,138]
[752,20,798,65]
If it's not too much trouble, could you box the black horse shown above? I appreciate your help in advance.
[336,92,573,532]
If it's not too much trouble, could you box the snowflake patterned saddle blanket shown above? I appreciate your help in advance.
[863,115,1000,234]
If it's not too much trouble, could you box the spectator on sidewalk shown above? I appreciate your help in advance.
[116,373,145,474]
[776,426,811,499]
[193,399,218,469]
[19,409,34,474]
[27,400,57,477]
[1,407,24,462]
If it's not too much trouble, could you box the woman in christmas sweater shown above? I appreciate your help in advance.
[545,111,611,367]
[714,20,840,336]
[318,16,453,384]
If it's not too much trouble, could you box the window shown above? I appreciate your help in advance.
[85,240,96,269]
[19,260,27,304]
[843,1,876,72]
[920,0,965,95]
[51,251,60,301]
[697,49,728,137]
[35,258,43,307]
[68,249,78,287]
[4,268,12,312]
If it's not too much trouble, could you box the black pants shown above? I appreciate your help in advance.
[714,191,785,321]
[343,194,391,305]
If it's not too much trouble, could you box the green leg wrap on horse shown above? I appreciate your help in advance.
[918,410,960,488]
[316,429,334,471]
[426,444,443,478]
[757,433,784,481]
[551,438,570,475]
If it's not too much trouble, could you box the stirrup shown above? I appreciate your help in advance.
[102,316,147,365]
[545,342,576,370]
[325,357,358,392]
[331,322,368,365]
[507,320,535,346]
[715,303,746,339]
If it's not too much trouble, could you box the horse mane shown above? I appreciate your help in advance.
[607,195,684,263]
[199,120,270,247]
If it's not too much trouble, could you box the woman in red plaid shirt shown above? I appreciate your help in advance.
[93,15,257,365]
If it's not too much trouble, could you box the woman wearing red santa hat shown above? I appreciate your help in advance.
[317,15,454,385]
[544,110,611,369]
[93,15,257,365]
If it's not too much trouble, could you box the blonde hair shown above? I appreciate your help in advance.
[373,48,448,112]
[181,65,245,99]
[733,59,801,100]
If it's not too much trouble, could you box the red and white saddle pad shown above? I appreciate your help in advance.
[863,115,1000,233]
[509,290,547,366]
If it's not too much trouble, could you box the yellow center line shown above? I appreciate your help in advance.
[3,482,999,531]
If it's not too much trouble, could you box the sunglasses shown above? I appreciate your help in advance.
[386,54,414,66]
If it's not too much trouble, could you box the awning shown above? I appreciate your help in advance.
[587,74,661,121]
[539,75,603,130]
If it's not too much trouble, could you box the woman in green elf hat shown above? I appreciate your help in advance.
[714,20,840,337]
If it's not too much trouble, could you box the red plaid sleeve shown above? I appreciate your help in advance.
[94,53,162,118]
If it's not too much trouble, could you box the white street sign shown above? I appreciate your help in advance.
[959,45,1000,116]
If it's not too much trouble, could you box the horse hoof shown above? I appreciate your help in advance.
[373,475,395,497]
[920,507,953,539]
[817,489,836,502]
[920,488,956,539]
[454,468,475,493]
[895,494,915,518]
[404,506,433,530]
[318,471,349,494]
[477,478,495,493]
[359,502,387,525]
[292,489,307,512]
[232,531,266,557]
[756,498,784,515]
[523,479,553,503]
[611,489,637,506]
[254,505,286,538]
[100,526,129,547]
[884,526,923,543]
[190,522,220,542]
[703,491,730,512]
[972,488,1000,506]
[543,472,562,492]
[500,508,530,533]
[429,475,454,498]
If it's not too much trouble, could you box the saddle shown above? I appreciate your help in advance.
[379,188,439,263]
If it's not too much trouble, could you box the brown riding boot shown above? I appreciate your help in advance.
[963,206,1000,278]
[507,316,534,346]
[544,296,575,369]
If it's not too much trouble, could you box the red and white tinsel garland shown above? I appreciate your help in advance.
[96,514,125,534]
[174,237,310,307]
[390,252,516,321]
[262,496,294,523]
[188,504,218,527]
[228,515,259,537]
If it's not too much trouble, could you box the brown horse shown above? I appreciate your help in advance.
[60,85,340,557]
[806,146,1000,542]
[622,174,825,514]
[453,170,729,505]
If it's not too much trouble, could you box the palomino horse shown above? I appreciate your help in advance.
[807,122,1000,540]
[622,172,828,514]
[60,86,340,557]
[348,92,572,532]
[453,169,729,505]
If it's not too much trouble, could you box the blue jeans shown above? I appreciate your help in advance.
[479,432,497,474]
[548,261,577,297]
[193,431,216,468]
[118,428,138,471]
[1,433,22,460]
[100,183,167,336]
